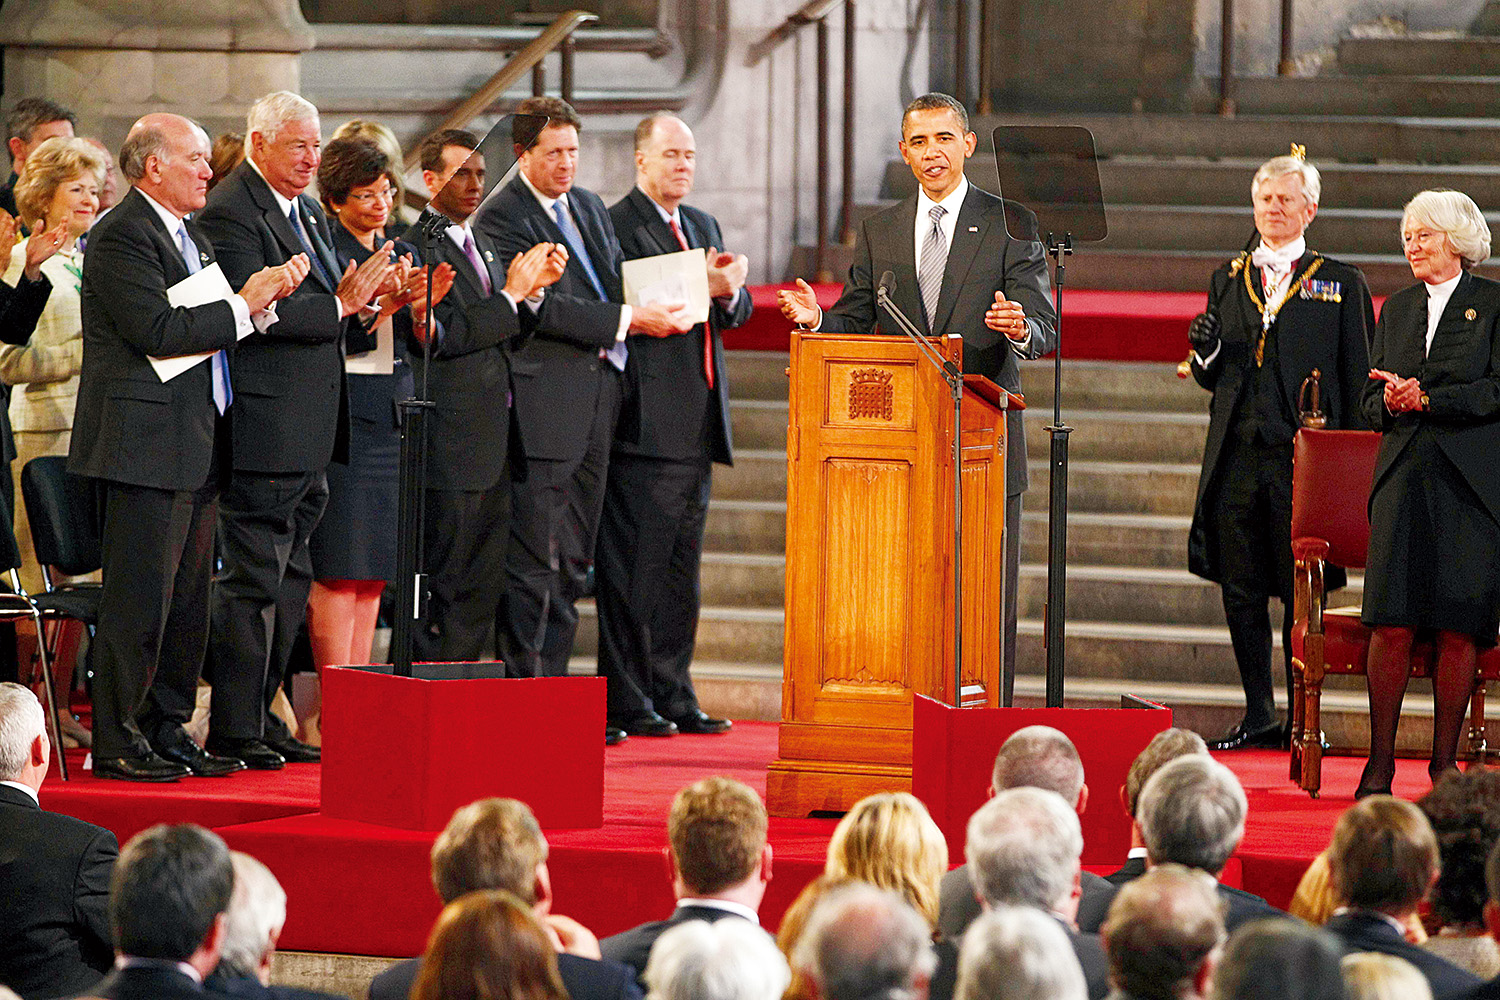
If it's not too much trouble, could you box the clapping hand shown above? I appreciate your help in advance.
[502,243,562,302]
[239,253,310,313]
[336,240,397,316]
[777,278,820,327]
[1372,368,1424,413]
[706,246,748,299]
[23,218,70,281]
[407,262,456,344]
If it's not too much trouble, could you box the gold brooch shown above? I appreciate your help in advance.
[1466,308,1478,321]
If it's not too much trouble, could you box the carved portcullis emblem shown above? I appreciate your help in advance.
[848,368,894,421]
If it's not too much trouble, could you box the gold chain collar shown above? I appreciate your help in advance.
[1243,252,1325,367]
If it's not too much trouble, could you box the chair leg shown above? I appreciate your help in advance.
[1468,681,1487,762]
[31,614,67,781]
[1290,657,1306,783]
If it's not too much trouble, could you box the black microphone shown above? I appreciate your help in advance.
[878,270,895,298]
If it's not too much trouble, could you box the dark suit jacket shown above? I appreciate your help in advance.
[1104,854,1147,886]
[1361,272,1500,531]
[938,863,1117,938]
[1468,974,1500,1000]
[400,212,530,492]
[0,783,115,999]
[367,951,642,1000]
[474,176,629,464]
[817,183,1057,495]
[599,903,749,985]
[1187,251,1372,585]
[1327,910,1481,1000]
[0,268,52,467]
[1097,857,1288,932]
[606,187,752,465]
[929,915,1108,1000]
[69,187,240,490]
[91,962,213,1000]
[206,968,341,1000]
[196,161,353,473]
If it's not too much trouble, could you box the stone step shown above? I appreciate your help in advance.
[1335,36,1500,77]
[968,112,1500,166]
[723,350,792,399]
[1100,204,1437,257]
[1195,74,1500,119]
[704,499,785,553]
[699,551,785,607]
[1018,360,1204,414]
[1019,510,1190,569]
[1024,409,1206,464]
[1028,458,1201,515]
[712,449,785,501]
[730,399,790,450]
[572,600,784,663]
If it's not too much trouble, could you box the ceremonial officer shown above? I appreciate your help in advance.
[1185,148,1373,750]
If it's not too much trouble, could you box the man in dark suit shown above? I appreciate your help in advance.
[196,91,392,770]
[71,113,303,781]
[475,97,693,699]
[934,788,1109,1000]
[1326,796,1480,1000]
[600,777,771,985]
[0,682,115,998]
[939,725,1115,938]
[1467,840,1500,999]
[1103,728,1208,886]
[2,98,75,223]
[1135,754,1288,931]
[1185,152,1373,751]
[779,92,1056,699]
[598,113,751,738]
[402,128,563,664]
[368,797,641,1000]
[92,824,235,1000]
[204,851,340,1000]
[1099,866,1224,1000]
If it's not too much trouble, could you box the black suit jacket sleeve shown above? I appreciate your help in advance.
[74,825,118,959]
[0,270,52,346]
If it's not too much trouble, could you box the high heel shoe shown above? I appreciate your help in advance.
[1354,759,1394,799]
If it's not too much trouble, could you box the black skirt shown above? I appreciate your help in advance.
[1362,424,1500,643]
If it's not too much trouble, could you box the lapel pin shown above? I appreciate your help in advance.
[484,249,495,263]
[200,252,210,263]
[1466,308,1478,321]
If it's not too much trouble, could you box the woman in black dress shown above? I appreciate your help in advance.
[305,137,454,699]
[1358,189,1500,797]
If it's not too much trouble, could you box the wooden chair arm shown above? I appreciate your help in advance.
[1293,537,1328,636]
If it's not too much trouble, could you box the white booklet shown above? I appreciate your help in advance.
[149,263,255,382]
[345,316,395,375]
[621,247,710,324]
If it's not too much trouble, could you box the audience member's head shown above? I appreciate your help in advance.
[1327,796,1438,919]
[412,889,568,1000]
[14,135,104,237]
[955,906,1087,1000]
[208,131,244,193]
[244,90,321,199]
[1124,728,1209,820]
[1340,952,1432,1000]
[644,917,790,1000]
[417,127,482,224]
[81,137,119,211]
[776,872,857,966]
[793,883,937,1000]
[1101,864,1225,1000]
[667,777,771,906]
[1485,835,1500,942]
[111,824,234,974]
[1138,755,1247,876]
[1416,768,1500,933]
[1208,919,1347,1000]
[218,852,288,985]
[965,787,1082,922]
[6,97,76,172]
[317,135,396,237]
[0,681,49,789]
[991,725,1087,811]
[513,96,581,199]
[825,792,947,930]
[120,114,214,218]
[332,118,406,209]
[430,798,550,908]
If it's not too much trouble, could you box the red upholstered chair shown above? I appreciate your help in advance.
[1288,428,1500,796]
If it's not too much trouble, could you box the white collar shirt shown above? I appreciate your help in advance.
[1425,270,1463,356]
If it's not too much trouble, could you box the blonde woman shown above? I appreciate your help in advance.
[1342,953,1434,1000]
[824,791,949,932]
[332,119,412,227]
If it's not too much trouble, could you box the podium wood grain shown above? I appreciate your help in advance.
[768,332,1015,816]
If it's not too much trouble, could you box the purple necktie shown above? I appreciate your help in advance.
[462,230,492,296]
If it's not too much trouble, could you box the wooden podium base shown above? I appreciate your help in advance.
[766,754,912,816]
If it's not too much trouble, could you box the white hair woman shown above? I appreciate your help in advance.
[1358,189,1500,797]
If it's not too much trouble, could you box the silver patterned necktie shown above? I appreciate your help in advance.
[918,204,947,330]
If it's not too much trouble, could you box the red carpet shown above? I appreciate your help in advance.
[35,723,1440,959]
[730,285,1389,362]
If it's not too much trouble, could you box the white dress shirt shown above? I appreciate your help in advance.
[0,778,39,804]
[137,187,256,338]
[914,175,968,270]
[1425,270,1463,357]
[675,897,761,925]
[518,170,629,340]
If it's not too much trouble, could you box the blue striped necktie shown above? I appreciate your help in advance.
[552,197,626,371]
[178,222,232,414]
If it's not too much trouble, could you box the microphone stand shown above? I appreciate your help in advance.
[390,213,445,677]
[1042,233,1072,707]
[875,281,967,708]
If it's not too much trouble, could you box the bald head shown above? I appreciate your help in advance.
[634,113,696,213]
[121,114,213,218]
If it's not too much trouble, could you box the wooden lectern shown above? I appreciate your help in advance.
[767,330,1021,816]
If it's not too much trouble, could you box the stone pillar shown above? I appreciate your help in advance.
[0,0,313,152]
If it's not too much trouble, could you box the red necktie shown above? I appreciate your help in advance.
[670,217,714,390]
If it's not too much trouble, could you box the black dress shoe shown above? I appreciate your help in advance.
[94,753,190,783]
[150,728,246,777]
[206,737,285,770]
[606,726,628,746]
[262,731,321,763]
[611,712,678,737]
[1207,720,1285,751]
[668,710,732,735]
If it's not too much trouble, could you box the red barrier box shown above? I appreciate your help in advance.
[912,695,1172,865]
[321,667,605,831]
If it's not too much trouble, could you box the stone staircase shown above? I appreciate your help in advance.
[569,350,1443,752]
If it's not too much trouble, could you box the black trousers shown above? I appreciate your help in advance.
[208,470,328,741]
[499,368,622,678]
[414,481,512,663]
[1002,491,1022,705]
[1214,436,1296,727]
[92,478,218,758]
[594,453,712,721]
